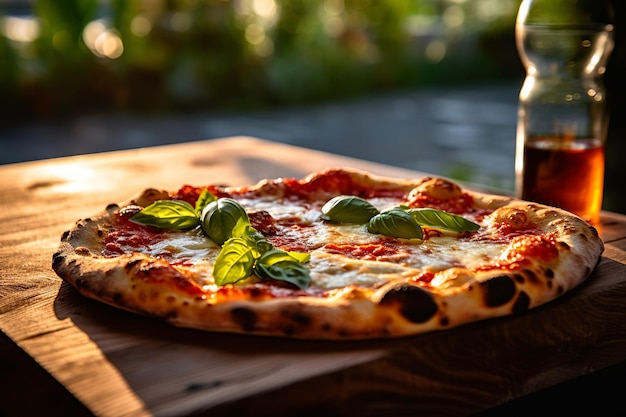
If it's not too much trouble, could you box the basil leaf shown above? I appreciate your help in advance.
[367,209,423,239]
[287,251,311,263]
[407,208,480,233]
[255,249,311,289]
[213,237,256,285]
[321,195,379,224]
[236,223,273,256]
[257,249,307,266]
[200,198,250,245]
[129,200,200,230]
[195,188,218,214]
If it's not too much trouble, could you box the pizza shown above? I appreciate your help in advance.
[52,168,604,339]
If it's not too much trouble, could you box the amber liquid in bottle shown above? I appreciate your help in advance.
[521,138,605,223]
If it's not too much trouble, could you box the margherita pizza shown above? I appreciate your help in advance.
[52,168,603,339]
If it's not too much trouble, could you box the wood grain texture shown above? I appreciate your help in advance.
[1,136,625,417]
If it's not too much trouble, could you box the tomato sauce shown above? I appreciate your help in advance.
[277,169,408,200]
[323,243,400,261]
[171,185,232,206]
[266,231,314,253]
[410,270,435,284]
[408,192,477,214]
[102,207,166,257]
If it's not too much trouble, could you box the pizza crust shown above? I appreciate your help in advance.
[52,168,604,339]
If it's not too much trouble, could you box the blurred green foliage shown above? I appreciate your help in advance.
[0,0,522,120]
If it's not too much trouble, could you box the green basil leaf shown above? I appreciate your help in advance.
[213,237,256,285]
[255,249,311,289]
[321,195,380,224]
[256,249,308,266]
[287,251,311,263]
[367,209,423,240]
[407,208,480,232]
[129,200,200,230]
[195,188,218,214]
[200,198,250,245]
[235,223,273,256]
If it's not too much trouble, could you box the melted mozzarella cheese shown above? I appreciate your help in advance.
[305,230,508,290]
[309,252,414,289]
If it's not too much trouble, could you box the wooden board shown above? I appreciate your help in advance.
[1,136,625,417]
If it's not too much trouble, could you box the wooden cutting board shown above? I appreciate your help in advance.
[1,136,625,417]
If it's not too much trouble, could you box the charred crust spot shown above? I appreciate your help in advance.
[106,203,120,211]
[579,233,589,241]
[61,230,70,240]
[75,278,87,289]
[124,259,143,272]
[523,269,538,283]
[97,229,104,237]
[513,273,525,284]
[247,287,263,298]
[322,323,332,332]
[440,316,450,326]
[380,284,438,323]
[589,226,599,237]
[512,291,530,314]
[231,307,257,331]
[52,251,65,266]
[282,310,311,327]
[112,292,124,304]
[480,275,516,307]
[283,326,295,336]
[557,241,571,251]
[544,268,554,279]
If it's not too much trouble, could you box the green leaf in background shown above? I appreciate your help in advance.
[129,200,200,230]
[195,188,218,214]
[407,208,480,233]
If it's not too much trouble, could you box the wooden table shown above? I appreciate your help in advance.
[1,136,625,417]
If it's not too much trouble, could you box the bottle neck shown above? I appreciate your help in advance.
[517,24,614,80]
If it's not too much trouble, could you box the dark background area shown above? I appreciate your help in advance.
[0,0,624,215]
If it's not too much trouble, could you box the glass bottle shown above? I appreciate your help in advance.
[515,0,615,224]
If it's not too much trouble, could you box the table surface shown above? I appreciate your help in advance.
[1,136,625,417]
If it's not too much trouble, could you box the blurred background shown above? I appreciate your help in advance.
[0,0,624,212]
